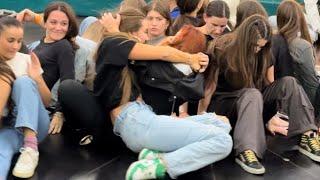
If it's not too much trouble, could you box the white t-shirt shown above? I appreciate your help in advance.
[2,52,43,116]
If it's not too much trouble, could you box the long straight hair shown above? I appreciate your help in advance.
[144,0,172,36]
[96,8,145,105]
[207,15,272,90]
[235,0,268,28]
[277,0,311,43]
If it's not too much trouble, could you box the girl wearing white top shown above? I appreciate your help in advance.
[0,16,51,179]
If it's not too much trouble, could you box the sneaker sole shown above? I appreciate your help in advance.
[12,169,35,179]
[235,158,265,175]
[298,147,320,162]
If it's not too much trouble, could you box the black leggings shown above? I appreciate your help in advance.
[58,80,119,144]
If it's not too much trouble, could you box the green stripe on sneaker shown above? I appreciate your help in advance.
[127,163,147,180]
[140,149,151,160]
[155,159,166,179]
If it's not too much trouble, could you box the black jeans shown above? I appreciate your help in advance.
[58,80,120,144]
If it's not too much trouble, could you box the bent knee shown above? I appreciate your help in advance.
[222,133,233,156]
[58,79,79,98]
[13,76,35,89]
[278,76,298,88]
[240,88,263,102]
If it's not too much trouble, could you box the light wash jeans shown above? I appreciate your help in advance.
[114,101,233,178]
[0,76,49,179]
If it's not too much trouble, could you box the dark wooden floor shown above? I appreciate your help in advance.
[8,20,320,180]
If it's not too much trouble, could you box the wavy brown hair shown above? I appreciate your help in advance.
[97,8,146,105]
[277,0,312,43]
[44,1,79,50]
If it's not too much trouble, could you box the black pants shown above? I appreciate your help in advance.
[58,80,119,144]
[208,76,318,158]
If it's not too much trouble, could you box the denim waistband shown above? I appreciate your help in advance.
[113,101,151,136]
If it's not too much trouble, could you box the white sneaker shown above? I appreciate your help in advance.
[12,147,39,178]
[138,149,161,160]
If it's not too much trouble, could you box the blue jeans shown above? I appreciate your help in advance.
[0,76,50,179]
[114,101,233,178]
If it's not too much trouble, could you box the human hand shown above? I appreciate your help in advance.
[99,12,120,33]
[48,112,64,134]
[16,9,36,22]
[27,52,42,82]
[266,115,289,136]
[189,53,209,72]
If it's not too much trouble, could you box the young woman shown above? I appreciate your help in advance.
[17,2,79,134]
[273,0,320,124]
[0,16,50,179]
[138,25,207,116]
[196,0,230,43]
[93,10,232,180]
[203,14,320,175]
[170,0,205,35]
[144,0,171,45]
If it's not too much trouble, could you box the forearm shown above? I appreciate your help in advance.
[198,82,216,114]
[129,43,192,64]
[0,78,11,117]
[34,76,51,107]
[266,66,274,84]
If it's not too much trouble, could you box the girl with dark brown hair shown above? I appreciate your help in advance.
[203,14,320,175]
[169,0,205,35]
[17,1,79,134]
[196,0,231,43]
[144,0,171,45]
[0,16,51,179]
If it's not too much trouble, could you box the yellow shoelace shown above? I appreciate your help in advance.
[244,150,258,163]
[309,138,320,151]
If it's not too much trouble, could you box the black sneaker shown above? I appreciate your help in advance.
[235,150,265,175]
[299,132,320,162]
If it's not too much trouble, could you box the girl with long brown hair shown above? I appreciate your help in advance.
[144,0,171,45]
[273,0,320,133]
[17,1,79,134]
[59,7,232,180]
[0,16,51,179]
[203,14,320,175]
